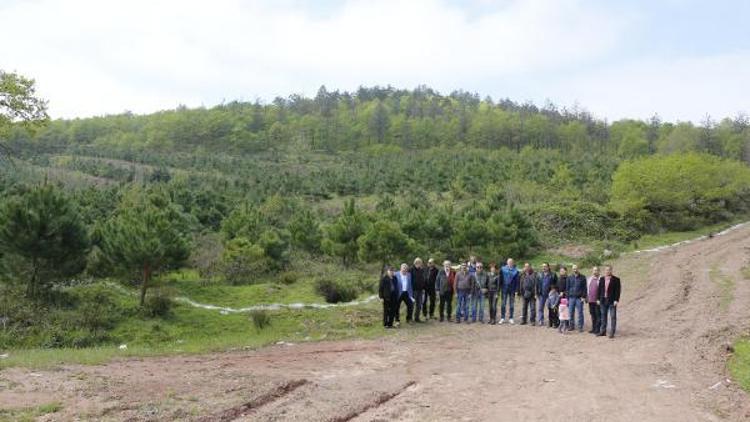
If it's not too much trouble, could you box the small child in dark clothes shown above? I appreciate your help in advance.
[546,285,560,328]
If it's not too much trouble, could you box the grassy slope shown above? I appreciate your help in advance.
[730,340,750,391]
[2,219,750,371]
[0,402,62,422]
[729,263,750,391]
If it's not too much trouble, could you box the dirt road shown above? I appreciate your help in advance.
[2,225,750,421]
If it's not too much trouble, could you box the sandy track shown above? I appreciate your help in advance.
[2,226,750,421]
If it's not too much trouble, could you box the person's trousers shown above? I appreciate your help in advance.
[559,320,569,333]
[568,297,584,330]
[439,292,453,321]
[588,302,601,333]
[521,296,536,324]
[395,292,413,322]
[500,290,515,319]
[537,296,546,325]
[382,300,394,327]
[487,291,498,321]
[600,299,617,336]
[413,289,425,321]
[456,290,470,321]
[548,307,559,327]
[471,292,485,321]
[424,288,436,318]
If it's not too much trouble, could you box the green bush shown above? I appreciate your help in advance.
[315,278,359,303]
[142,289,174,318]
[278,271,299,285]
[74,283,120,334]
[611,153,750,232]
[250,309,271,331]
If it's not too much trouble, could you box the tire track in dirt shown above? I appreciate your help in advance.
[328,381,417,422]
[197,379,309,422]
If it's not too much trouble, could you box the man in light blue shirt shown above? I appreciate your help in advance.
[394,263,414,324]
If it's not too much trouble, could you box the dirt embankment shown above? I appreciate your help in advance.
[2,225,750,421]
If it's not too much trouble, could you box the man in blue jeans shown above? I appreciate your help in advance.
[454,263,474,323]
[597,265,621,338]
[566,264,587,332]
[499,258,519,325]
[536,263,557,327]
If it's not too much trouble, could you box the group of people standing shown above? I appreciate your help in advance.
[378,256,621,338]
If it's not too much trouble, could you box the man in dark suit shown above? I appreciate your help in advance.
[597,265,621,338]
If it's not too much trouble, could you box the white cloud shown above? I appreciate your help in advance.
[3,0,747,123]
[551,52,750,122]
[0,0,629,118]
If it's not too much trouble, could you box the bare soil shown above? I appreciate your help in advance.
[3,225,750,421]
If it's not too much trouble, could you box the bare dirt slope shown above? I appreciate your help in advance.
[2,225,750,421]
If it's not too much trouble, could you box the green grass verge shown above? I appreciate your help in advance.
[729,339,750,392]
[708,266,735,311]
[160,267,376,308]
[0,299,388,370]
[627,217,749,252]
[0,402,62,422]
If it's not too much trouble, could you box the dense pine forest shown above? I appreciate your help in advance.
[2,84,750,349]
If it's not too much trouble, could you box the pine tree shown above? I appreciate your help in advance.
[0,184,89,298]
[98,188,190,306]
[322,199,366,267]
[358,220,414,273]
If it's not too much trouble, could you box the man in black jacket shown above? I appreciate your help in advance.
[379,266,398,328]
[411,258,428,323]
[424,258,439,320]
[566,264,587,332]
[597,265,621,338]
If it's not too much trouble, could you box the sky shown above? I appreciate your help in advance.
[1,0,748,122]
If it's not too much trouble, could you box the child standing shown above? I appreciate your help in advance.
[546,285,560,328]
[558,293,570,334]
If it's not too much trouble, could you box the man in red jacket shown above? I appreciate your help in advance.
[597,265,621,338]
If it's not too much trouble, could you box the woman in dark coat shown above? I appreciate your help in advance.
[379,265,398,328]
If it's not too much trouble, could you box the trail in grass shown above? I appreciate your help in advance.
[174,295,379,313]
[108,220,749,314]
[631,221,749,254]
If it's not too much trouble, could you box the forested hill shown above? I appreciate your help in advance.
[6,85,750,161]
[3,85,750,267]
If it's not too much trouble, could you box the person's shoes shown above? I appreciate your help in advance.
[520,321,527,325]
[531,322,536,326]
[608,334,615,339]
[499,318,505,325]
[597,332,606,337]
[509,319,515,325]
